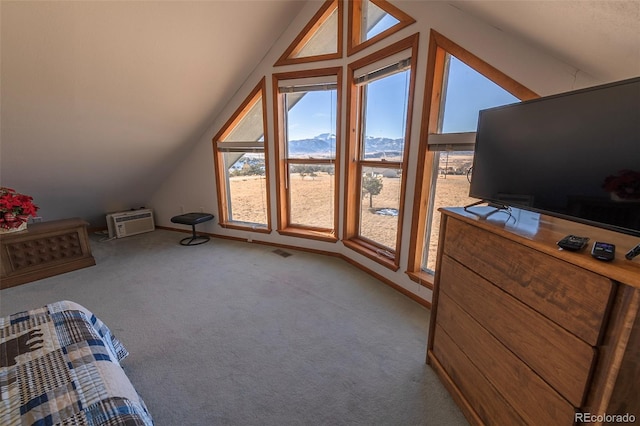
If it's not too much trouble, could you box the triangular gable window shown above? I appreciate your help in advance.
[363,1,399,39]
[348,0,415,56]
[275,0,343,66]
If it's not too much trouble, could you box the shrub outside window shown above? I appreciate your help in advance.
[344,34,418,269]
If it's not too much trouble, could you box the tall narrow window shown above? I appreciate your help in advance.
[345,34,418,269]
[406,31,538,284]
[213,79,271,232]
[423,56,520,271]
[273,68,341,241]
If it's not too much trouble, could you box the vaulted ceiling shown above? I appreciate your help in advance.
[449,1,639,82]
[1,1,638,225]
[1,1,306,222]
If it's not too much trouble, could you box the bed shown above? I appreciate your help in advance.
[1,300,153,425]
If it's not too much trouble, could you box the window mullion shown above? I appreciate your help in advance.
[359,86,368,161]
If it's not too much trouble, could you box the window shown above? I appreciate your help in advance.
[275,0,342,66]
[407,31,538,284]
[347,0,415,56]
[345,34,418,269]
[273,68,341,241]
[423,56,520,271]
[212,79,271,231]
[363,1,399,40]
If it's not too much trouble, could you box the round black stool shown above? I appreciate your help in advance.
[170,213,214,246]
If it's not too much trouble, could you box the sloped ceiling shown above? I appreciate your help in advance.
[0,0,306,224]
[449,0,640,83]
[1,0,638,226]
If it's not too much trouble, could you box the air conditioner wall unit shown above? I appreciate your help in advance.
[106,209,155,238]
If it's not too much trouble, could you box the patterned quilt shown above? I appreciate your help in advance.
[0,300,153,426]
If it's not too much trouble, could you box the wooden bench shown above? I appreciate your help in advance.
[0,218,95,289]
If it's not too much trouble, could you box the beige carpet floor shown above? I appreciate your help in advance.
[0,229,467,426]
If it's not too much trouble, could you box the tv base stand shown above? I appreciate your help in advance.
[463,200,510,220]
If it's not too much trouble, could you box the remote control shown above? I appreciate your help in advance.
[591,242,615,261]
[626,243,640,260]
[557,235,589,251]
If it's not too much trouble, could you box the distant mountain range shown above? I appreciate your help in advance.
[288,133,337,156]
[288,133,404,159]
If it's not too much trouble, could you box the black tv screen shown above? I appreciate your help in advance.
[470,76,640,237]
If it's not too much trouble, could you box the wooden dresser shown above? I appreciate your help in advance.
[0,218,95,289]
[428,207,640,425]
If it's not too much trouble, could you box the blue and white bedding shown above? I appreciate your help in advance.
[0,300,153,425]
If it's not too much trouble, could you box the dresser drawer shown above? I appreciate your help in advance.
[443,218,613,345]
[439,255,595,406]
[434,291,576,425]
[431,325,525,426]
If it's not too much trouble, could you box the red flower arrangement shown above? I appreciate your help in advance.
[0,187,39,231]
[602,170,640,200]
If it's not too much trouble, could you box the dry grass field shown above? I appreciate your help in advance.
[425,152,477,270]
[229,173,401,248]
[228,165,477,272]
[228,176,269,225]
[426,174,478,271]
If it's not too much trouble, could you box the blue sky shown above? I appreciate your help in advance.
[286,71,410,141]
[286,55,519,141]
[287,91,336,140]
[362,70,410,139]
[442,56,519,133]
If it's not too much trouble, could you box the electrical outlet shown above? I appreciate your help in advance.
[199,206,204,213]
[180,206,184,214]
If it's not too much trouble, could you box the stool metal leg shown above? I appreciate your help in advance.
[179,224,210,246]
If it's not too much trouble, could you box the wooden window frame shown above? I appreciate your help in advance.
[347,0,415,56]
[344,33,419,270]
[275,0,343,67]
[272,67,343,242]
[212,78,272,233]
[406,30,539,287]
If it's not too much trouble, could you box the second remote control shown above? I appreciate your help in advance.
[626,243,640,260]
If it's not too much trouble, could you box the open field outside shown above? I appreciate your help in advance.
[229,159,478,273]
[229,173,401,248]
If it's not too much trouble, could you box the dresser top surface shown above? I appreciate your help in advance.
[440,207,640,288]
[0,218,89,241]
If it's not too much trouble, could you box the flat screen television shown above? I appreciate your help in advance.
[470,76,640,237]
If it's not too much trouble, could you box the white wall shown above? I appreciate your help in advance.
[149,0,603,304]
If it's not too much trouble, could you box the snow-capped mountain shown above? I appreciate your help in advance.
[288,134,403,158]
[288,134,336,156]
